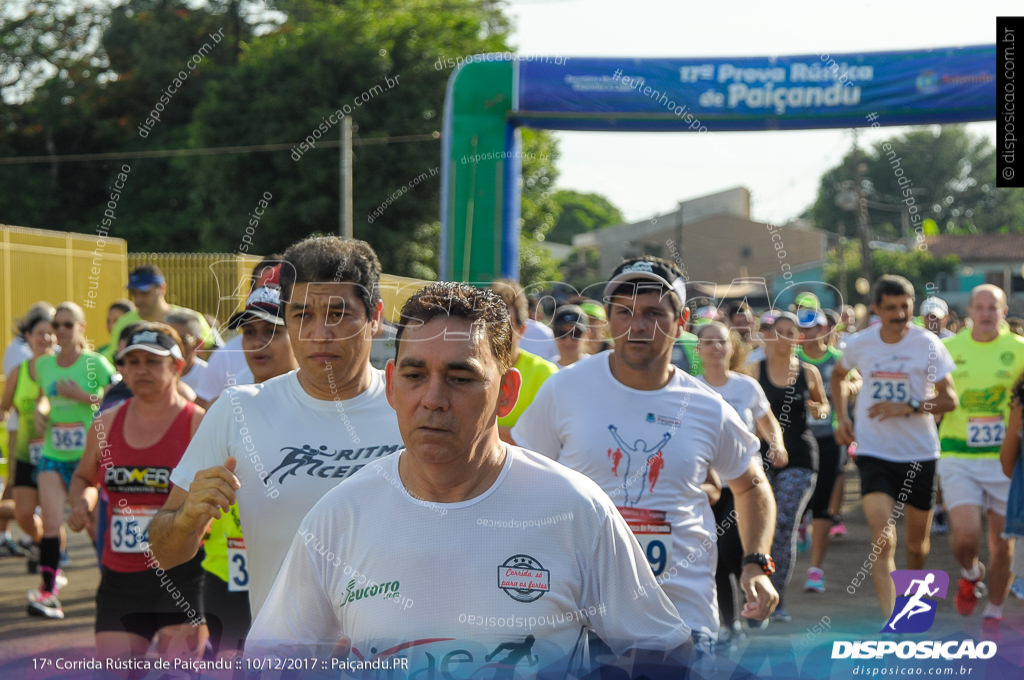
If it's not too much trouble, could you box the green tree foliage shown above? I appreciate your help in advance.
[824,241,959,304]
[546,189,623,245]
[518,127,562,285]
[808,126,1024,243]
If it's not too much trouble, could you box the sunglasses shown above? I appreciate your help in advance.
[56,321,77,329]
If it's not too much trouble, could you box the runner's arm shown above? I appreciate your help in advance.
[1000,402,1022,478]
[67,411,112,532]
[0,366,18,416]
[804,363,829,420]
[728,459,780,621]
[923,373,958,416]
[149,456,238,569]
[831,361,855,446]
[755,411,788,468]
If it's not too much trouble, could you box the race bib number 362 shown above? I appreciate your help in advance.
[51,423,85,451]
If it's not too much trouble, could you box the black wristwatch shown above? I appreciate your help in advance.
[742,553,776,576]
[908,399,922,415]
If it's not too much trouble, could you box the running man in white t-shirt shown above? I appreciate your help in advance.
[513,256,780,651]
[149,237,402,617]
[831,275,958,617]
[248,282,691,677]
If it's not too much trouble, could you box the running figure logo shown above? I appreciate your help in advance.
[606,425,671,506]
[882,570,949,633]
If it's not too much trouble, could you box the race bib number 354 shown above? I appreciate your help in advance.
[110,506,157,553]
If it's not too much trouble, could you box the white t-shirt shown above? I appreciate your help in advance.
[247,447,688,675]
[180,356,209,394]
[839,324,955,462]
[170,369,401,615]
[698,373,769,434]
[512,353,759,637]
[194,335,253,402]
[520,319,558,362]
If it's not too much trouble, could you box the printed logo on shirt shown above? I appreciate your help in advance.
[645,412,680,427]
[960,386,1006,412]
[104,466,172,494]
[607,425,670,506]
[1001,352,1015,366]
[498,555,549,602]
[263,443,401,486]
[339,578,403,607]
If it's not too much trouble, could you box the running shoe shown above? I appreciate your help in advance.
[805,567,826,593]
[797,521,810,553]
[55,570,68,589]
[932,507,948,535]
[770,607,792,623]
[981,616,1002,640]
[0,537,23,557]
[27,589,64,619]
[1010,577,1024,600]
[955,563,987,616]
[829,516,848,538]
[59,550,71,567]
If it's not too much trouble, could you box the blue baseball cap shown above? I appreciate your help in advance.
[128,266,166,291]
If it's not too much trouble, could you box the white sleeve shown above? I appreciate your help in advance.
[194,348,230,402]
[511,377,562,459]
[751,381,770,421]
[712,402,760,482]
[169,394,233,490]
[246,524,344,657]
[581,501,689,654]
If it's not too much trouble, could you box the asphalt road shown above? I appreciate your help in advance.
[1,469,1022,679]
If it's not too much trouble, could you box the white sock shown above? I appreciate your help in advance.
[983,603,1003,620]
[0,531,10,541]
[962,563,982,581]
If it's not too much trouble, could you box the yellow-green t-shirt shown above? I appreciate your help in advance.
[939,328,1024,458]
[202,503,247,586]
[498,350,559,429]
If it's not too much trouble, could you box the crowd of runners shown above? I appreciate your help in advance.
[1,235,1023,676]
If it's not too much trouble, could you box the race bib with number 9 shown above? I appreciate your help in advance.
[618,507,672,577]
[110,506,157,553]
[52,423,86,451]
[967,416,1005,447]
[227,537,250,592]
[869,371,910,403]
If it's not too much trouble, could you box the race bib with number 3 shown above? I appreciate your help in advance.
[618,507,672,577]
[967,415,1005,447]
[28,439,44,465]
[52,423,86,452]
[869,371,910,403]
[227,537,250,592]
[110,506,157,553]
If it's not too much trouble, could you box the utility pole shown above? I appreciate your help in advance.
[856,162,873,286]
[339,117,353,239]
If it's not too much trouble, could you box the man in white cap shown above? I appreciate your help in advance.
[513,255,779,653]
[921,296,953,339]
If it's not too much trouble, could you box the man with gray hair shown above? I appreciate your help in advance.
[165,309,210,394]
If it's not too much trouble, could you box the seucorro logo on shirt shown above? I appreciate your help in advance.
[340,578,403,608]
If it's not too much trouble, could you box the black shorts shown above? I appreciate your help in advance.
[855,455,937,511]
[203,570,252,653]
[13,459,37,488]
[95,552,206,639]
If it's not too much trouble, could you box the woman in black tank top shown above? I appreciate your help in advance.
[750,312,829,622]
